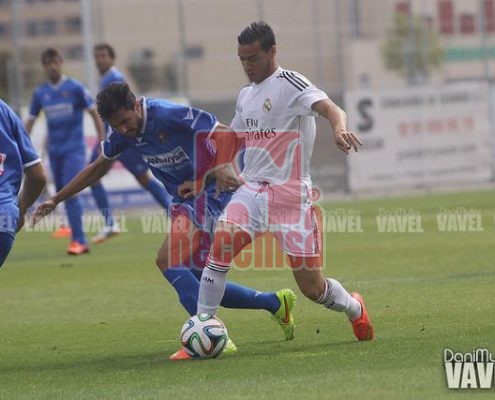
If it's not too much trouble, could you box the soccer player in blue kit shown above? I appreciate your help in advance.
[33,82,296,360]
[0,100,47,267]
[25,48,106,255]
[89,43,171,244]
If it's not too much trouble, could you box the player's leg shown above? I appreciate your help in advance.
[289,257,373,341]
[48,153,71,238]
[156,206,281,316]
[162,205,291,360]
[118,149,171,209]
[276,199,373,340]
[197,184,272,316]
[88,144,119,243]
[0,205,16,267]
[61,151,88,254]
[0,231,15,267]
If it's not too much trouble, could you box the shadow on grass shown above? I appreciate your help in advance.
[0,338,362,375]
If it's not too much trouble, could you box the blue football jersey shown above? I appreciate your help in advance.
[0,100,41,208]
[99,67,126,134]
[29,76,95,155]
[99,66,126,91]
[102,98,226,203]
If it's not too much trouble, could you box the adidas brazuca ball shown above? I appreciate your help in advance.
[180,313,228,359]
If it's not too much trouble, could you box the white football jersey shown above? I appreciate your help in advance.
[231,66,328,185]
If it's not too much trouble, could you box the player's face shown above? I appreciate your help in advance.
[94,49,113,75]
[238,41,276,84]
[42,56,63,83]
[107,101,143,139]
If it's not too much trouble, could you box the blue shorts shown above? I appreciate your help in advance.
[0,203,19,235]
[169,192,232,270]
[171,191,232,235]
[49,151,86,191]
[0,232,15,267]
[91,144,149,178]
[0,203,17,267]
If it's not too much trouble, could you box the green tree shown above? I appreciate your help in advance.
[381,12,443,85]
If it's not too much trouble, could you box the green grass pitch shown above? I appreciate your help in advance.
[1,189,494,399]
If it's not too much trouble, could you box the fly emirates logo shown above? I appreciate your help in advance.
[245,118,276,141]
[143,147,189,168]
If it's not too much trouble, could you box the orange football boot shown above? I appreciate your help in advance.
[67,241,90,255]
[52,226,72,239]
[350,292,374,341]
[169,348,191,361]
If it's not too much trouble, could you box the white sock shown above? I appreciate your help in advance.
[197,264,228,315]
[317,278,362,321]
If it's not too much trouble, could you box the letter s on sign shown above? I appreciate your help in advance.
[357,98,373,132]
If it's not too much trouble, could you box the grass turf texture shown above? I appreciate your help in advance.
[1,189,494,399]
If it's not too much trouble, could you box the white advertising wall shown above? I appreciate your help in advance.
[344,83,494,192]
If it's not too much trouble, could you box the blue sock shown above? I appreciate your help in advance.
[222,282,280,313]
[190,268,280,313]
[164,267,281,315]
[65,197,86,244]
[163,267,199,315]
[91,183,114,227]
[146,180,172,209]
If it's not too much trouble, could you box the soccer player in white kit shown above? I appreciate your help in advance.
[197,21,374,341]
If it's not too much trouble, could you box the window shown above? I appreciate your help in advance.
[65,16,81,34]
[41,19,56,35]
[25,19,57,37]
[65,45,83,60]
[484,0,495,32]
[460,14,475,34]
[438,0,454,35]
[395,1,410,15]
[26,21,39,37]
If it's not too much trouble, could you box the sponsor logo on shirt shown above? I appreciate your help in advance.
[246,129,276,141]
[245,118,276,140]
[143,147,189,168]
[44,103,74,120]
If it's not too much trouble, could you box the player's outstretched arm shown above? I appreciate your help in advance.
[312,99,362,154]
[17,162,47,232]
[32,154,113,225]
[88,108,106,142]
[24,118,36,135]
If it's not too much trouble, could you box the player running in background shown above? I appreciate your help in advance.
[0,100,47,267]
[196,21,374,342]
[32,82,296,360]
[89,43,171,244]
[25,48,105,255]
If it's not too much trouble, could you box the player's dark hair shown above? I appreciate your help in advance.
[238,21,276,51]
[41,47,62,64]
[94,43,116,59]
[96,83,136,121]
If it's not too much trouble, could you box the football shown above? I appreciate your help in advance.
[180,313,228,359]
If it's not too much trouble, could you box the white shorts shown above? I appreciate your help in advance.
[217,181,321,257]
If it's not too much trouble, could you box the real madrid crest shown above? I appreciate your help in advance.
[263,98,272,112]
